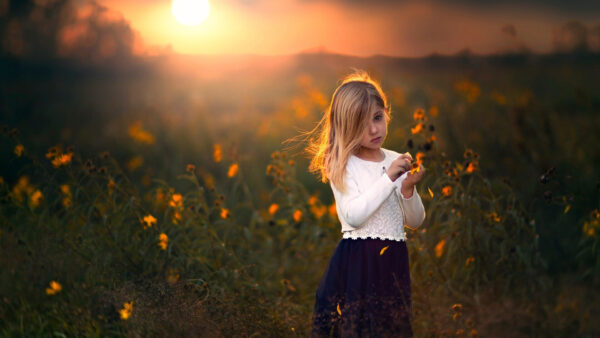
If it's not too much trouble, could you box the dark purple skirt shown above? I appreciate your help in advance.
[311,238,413,337]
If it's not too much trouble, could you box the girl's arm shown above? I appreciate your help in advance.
[330,168,397,229]
[394,180,426,229]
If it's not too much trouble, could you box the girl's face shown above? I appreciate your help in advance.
[358,106,387,152]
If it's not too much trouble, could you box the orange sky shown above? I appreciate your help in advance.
[100,0,599,57]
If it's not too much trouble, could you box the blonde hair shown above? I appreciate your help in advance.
[285,69,391,194]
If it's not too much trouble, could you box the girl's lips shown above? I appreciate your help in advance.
[371,137,382,142]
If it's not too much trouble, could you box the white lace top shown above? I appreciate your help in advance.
[342,189,407,241]
[330,148,426,242]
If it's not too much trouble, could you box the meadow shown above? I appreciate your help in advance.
[1,52,599,336]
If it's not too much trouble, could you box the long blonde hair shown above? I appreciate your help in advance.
[285,69,391,194]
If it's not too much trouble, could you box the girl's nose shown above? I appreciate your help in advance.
[370,123,378,134]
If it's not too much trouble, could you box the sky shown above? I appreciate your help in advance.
[1,0,599,61]
[97,0,600,57]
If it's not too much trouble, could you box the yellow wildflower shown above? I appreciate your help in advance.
[221,208,230,219]
[466,162,477,173]
[311,205,327,219]
[126,156,143,172]
[442,186,452,196]
[51,152,73,168]
[213,144,222,162]
[128,121,155,144]
[169,194,183,208]
[228,163,239,178]
[413,108,425,121]
[158,233,168,250]
[142,214,157,229]
[435,239,446,258]
[167,268,180,284]
[308,195,318,206]
[428,187,434,198]
[411,123,424,134]
[119,301,133,320]
[268,203,279,215]
[293,209,302,222]
[429,106,439,117]
[30,189,43,208]
[328,203,337,218]
[107,178,115,196]
[465,256,475,266]
[14,144,24,157]
[45,280,62,295]
[172,211,182,224]
[380,246,389,255]
[186,164,195,173]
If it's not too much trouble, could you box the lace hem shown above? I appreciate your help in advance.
[342,232,407,242]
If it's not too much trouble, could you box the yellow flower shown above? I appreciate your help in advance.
[14,144,24,157]
[128,121,155,144]
[213,144,222,162]
[488,212,501,223]
[428,187,434,198]
[328,203,337,218]
[308,195,318,206]
[293,209,302,222]
[169,194,183,208]
[167,268,180,283]
[172,211,182,224]
[220,208,230,219]
[411,123,424,134]
[413,108,425,121]
[30,189,43,208]
[336,303,342,315]
[452,303,463,312]
[228,163,239,178]
[564,205,571,214]
[442,186,452,196]
[465,256,475,266]
[51,152,73,168]
[107,178,115,196]
[126,156,143,172]
[310,205,327,219]
[119,301,133,320]
[45,280,62,295]
[142,214,157,229]
[429,106,439,117]
[380,246,389,255]
[268,203,279,215]
[466,162,477,174]
[186,164,195,173]
[435,239,446,258]
[158,233,168,250]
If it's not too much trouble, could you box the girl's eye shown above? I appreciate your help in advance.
[375,115,383,121]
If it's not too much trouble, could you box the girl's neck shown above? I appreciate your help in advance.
[355,147,384,162]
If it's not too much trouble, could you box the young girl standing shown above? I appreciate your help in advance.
[306,70,426,337]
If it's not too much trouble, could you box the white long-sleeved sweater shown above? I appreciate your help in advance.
[330,147,426,241]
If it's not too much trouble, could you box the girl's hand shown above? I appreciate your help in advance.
[386,153,413,181]
[401,163,426,198]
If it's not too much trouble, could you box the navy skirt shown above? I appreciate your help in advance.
[311,238,413,337]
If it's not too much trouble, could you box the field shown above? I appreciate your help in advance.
[1,51,600,336]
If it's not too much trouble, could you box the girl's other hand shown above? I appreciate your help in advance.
[386,153,413,181]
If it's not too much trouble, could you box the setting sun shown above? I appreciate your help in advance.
[172,0,210,26]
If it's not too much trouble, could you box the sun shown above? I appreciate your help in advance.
[172,0,210,26]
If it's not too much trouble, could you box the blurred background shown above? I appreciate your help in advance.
[1,0,599,336]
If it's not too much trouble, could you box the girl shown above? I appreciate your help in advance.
[306,70,426,337]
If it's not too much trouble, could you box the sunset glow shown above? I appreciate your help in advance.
[172,0,210,26]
